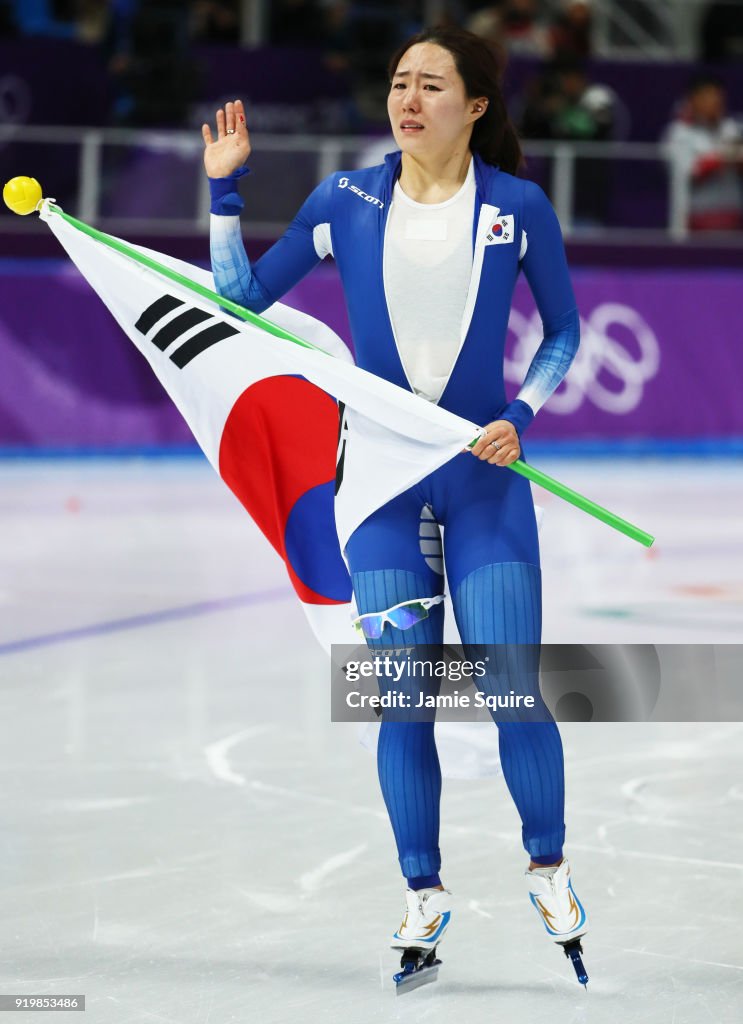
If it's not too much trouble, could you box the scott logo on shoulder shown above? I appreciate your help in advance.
[337,176,385,210]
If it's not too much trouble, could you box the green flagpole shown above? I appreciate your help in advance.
[509,459,654,547]
[465,433,653,547]
[43,200,654,549]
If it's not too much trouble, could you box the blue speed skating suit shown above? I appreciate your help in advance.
[210,149,579,881]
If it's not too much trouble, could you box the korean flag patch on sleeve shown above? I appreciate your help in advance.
[485,214,515,245]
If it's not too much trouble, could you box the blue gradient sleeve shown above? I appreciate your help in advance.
[500,182,580,434]
[210,214,271,310]
[209,175,336,314]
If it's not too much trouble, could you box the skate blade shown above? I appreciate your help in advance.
[393,961,440,994]
[561,939,589,988]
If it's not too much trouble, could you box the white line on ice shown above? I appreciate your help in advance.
[232,887,297,913]
[250,778,387,820]
[620,771,696,806]
[567,724,743,771]
[139,1010,182,1023]
[47,797,155,812]
[568,841,743,872]
[203,725,274,786]
[443,822,743,872]
[298,844,367,893]
[618,947,743,973]
[12,852,215,894]
[468,900,493,919]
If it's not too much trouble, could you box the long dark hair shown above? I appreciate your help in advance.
[387,25,523,175]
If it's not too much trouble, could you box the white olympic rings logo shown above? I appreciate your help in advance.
[505,302,661,415]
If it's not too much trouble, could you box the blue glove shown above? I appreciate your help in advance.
[498,399,535,438]
[208,165,251,216]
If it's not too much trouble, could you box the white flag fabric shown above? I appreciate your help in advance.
[41,204,506,776]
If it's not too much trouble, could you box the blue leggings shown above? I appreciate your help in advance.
[345,451,565,882]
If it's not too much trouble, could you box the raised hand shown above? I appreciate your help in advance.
[201,98,251,179]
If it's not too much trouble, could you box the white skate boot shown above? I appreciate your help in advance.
[391,887,452,992]
[526,859,589,986]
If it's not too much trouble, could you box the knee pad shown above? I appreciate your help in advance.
[453,561,541,645]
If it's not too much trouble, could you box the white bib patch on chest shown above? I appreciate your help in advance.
[383,160,477,402]
[404,219,448,241]
[484,212,515,245]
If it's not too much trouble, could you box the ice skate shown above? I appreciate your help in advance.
[391,887,452,993]
[526,859,589,987]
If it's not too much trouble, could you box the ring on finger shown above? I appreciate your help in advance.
[489,440,501,451]
[226,128,236,134]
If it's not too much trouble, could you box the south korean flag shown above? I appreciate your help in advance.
[485,213,515,245]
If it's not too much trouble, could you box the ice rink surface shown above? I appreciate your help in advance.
[0,457,741,1023]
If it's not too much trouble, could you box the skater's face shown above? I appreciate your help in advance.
[388,43,486,160]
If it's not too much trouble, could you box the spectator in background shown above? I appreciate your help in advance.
[465,4,505,46]
[76,0,107,44]
[520,58,616,225]
[191,0,239,44]
[2,1,109,44]
[663,76,743,232]
[700,1,743,63]
[322,2,422,121]
[499,0,550,57]
[467,0,592,61]
[466,0,550,56]
[520,58,614,143]
[0,0,16,36]
[105,0,199,126]
[10,0,78,38]
[549,0,592,60]
[270,0,326,45]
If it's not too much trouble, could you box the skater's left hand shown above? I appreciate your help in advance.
[469,419,520,466]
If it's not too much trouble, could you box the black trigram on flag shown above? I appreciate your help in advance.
[135,295,240,368]
[335,400,348,496]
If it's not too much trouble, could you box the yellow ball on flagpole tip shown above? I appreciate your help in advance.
[3,176,44,216]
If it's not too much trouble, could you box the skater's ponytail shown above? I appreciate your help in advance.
[387,25,523,176]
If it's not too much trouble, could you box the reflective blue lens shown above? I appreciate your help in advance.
[354,615,385,639]
[386,603,429,631]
